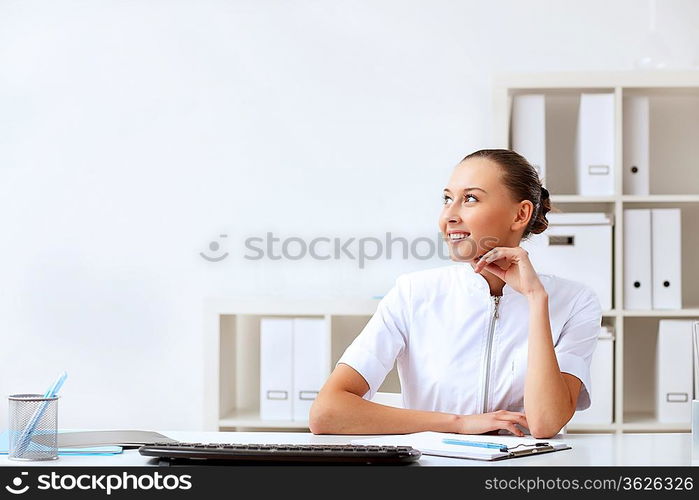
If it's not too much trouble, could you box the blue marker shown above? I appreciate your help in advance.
[442,437,508,452]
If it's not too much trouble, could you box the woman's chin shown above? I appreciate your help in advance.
[448,250,480,263]
[446,243,481,263]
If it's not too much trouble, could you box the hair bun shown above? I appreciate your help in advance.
[541,186,550,200]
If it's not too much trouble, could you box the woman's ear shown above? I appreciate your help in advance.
[511,200,534,232]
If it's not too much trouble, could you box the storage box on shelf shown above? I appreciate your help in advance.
[494,71,699,433]
[522,212,613,311]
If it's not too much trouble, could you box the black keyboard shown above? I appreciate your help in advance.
[139,442,421,465]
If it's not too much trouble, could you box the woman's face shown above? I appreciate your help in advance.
[438,157,531,264]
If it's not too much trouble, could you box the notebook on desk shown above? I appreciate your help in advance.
[32,430,177,449]
[351,431,571,461]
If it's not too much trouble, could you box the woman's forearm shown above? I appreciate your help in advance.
[523,290,575,437]
[309,390,460,435]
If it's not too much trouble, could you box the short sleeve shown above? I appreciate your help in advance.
[336,274,411,401]
[554,285,603,411]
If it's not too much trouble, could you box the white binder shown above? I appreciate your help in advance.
[622,95,650,195]
[522,212,612,311]
[651,208,682,309]
[623,209,653,310]
[570,326,614,425]
[292,318,330,421]
[656,320,694,423]
[511,94,546,183]
[260,318,294,420]
[576,93,615,196]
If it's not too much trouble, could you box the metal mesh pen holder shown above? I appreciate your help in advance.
[8,394,59,461]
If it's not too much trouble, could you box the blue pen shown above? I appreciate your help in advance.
[442,438,508,452]
[14,371,68,455]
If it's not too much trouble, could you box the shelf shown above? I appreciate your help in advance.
[219,409,692,433]
[493,71,699,90]
[622,412,691,432]
[622,309,699,317]
[205,298,379,316]
[550,195,699,203]
[550,195,616,203]
[219,409,632,433]
[566,422,618,433]
[622,195,699,203]
[217,415,690,433]
[219,409,309,430]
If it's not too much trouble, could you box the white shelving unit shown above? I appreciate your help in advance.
[493,70,699,434]
[203,298,401,431]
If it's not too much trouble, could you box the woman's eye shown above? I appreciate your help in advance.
[442,194,477,205]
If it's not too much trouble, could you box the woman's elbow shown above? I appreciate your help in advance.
[529,426,560,439]
[528,417,568,439]
[308,399,334,435]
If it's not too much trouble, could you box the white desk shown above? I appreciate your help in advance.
[1,431,697,467]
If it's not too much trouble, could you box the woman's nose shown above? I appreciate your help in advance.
[444,204,461,224]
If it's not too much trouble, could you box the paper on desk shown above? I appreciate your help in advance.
[351,431,570,461]
[0,431,122,456]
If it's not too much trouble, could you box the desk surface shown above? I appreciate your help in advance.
[1,431,697,467]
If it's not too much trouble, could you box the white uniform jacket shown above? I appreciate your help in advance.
[337,264,603,415]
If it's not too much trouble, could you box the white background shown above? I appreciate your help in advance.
[1,0,698,430]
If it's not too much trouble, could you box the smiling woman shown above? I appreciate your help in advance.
[309,149,602,439]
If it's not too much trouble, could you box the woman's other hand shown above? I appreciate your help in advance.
[455,410,529,437]
[473,246,545,298]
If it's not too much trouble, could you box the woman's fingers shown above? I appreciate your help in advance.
[481,412,527,437]
[516,415,529,429]
[503,422,525,437]
[477,248,514,276]
[503,413,529,427]
[484,248,505,263]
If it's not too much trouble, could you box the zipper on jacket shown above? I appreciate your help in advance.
[481,295,501,414]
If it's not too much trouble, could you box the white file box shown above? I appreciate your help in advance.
[570,326,614,425]
[511,94,546,183]
[576,93,615,196]
[656,320,694,423]
[623,209,653,310]
[651,209,682,310]
[292,318,330,421]
[622,95,650,195]
[522,212,613,311]
[260,318,294,420]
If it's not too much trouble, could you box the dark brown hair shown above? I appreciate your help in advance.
[461,149,551,240]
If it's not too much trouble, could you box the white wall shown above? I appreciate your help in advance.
[1,0,698,430]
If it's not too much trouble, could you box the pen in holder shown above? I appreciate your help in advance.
[8,394,59,461]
